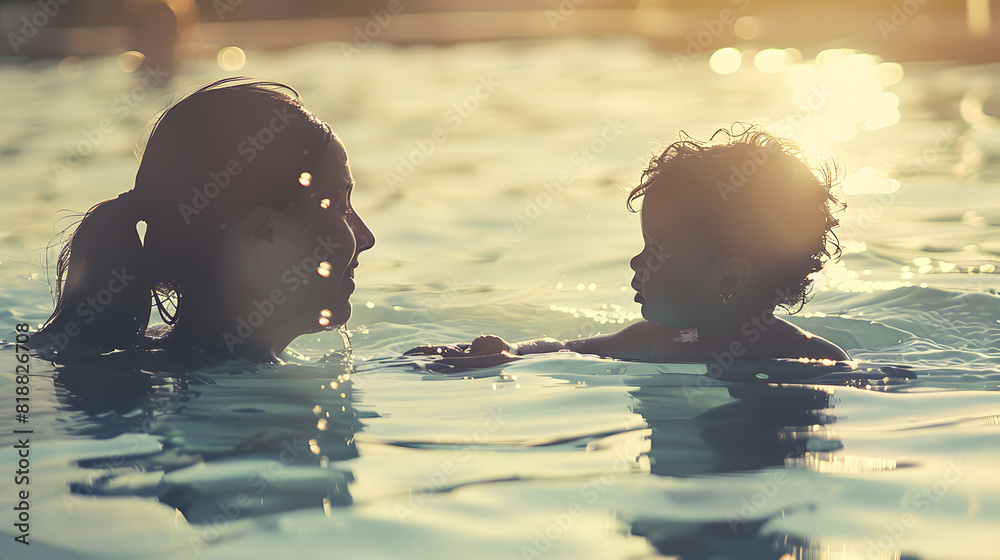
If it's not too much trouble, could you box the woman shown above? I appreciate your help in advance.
[33,79,374,363]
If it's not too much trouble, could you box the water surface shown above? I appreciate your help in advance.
[1,37,999,559]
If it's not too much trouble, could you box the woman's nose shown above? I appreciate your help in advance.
[353,213,375,252]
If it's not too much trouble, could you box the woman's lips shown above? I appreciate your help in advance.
[339,264,358,295]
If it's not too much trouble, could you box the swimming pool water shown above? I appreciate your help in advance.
[1,37,1000,559]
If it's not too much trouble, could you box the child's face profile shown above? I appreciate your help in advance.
[629,190,722,328]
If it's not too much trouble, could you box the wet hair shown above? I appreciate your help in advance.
[36,78,333,355]
[626,124,843,312]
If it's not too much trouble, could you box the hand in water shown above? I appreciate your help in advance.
[469,335,515,355]
[403,343,471,357]
[404,334,518,370]
[405,335,514,357]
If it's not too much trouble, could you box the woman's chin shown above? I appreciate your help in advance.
[289,301,351,335]
[322,301,352,329]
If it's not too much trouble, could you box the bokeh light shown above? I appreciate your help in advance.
[709,47,742,75]
[763,49,903,158]
[217,46,246,71]
[874,62,904,86]
[753,48,791,73]
[118,51,145,73]
[733,16,760,40]
[57,56,82,79]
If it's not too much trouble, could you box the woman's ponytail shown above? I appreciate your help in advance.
[35,191,153,355]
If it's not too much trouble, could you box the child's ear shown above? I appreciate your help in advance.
[241,206,277,248]
[719,256,754,299]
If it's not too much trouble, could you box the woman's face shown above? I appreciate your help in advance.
[290,136,375,329]
[629,193,721,328]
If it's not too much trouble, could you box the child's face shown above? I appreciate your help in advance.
[629,194,722,327]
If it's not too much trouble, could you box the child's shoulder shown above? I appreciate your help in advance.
[568,318,848,362]
[617,319,849,362]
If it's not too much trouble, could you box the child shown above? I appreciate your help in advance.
[408,125,848,366]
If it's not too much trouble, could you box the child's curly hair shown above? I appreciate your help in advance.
[627,124,844,313]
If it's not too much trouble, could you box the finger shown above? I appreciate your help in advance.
[469,335,511,356]
[439,351,519,369]
[404,346,438,355]
[405,345,467,357]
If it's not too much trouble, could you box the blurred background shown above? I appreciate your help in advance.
[3,4,1000,559]
[1,0,998,63]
